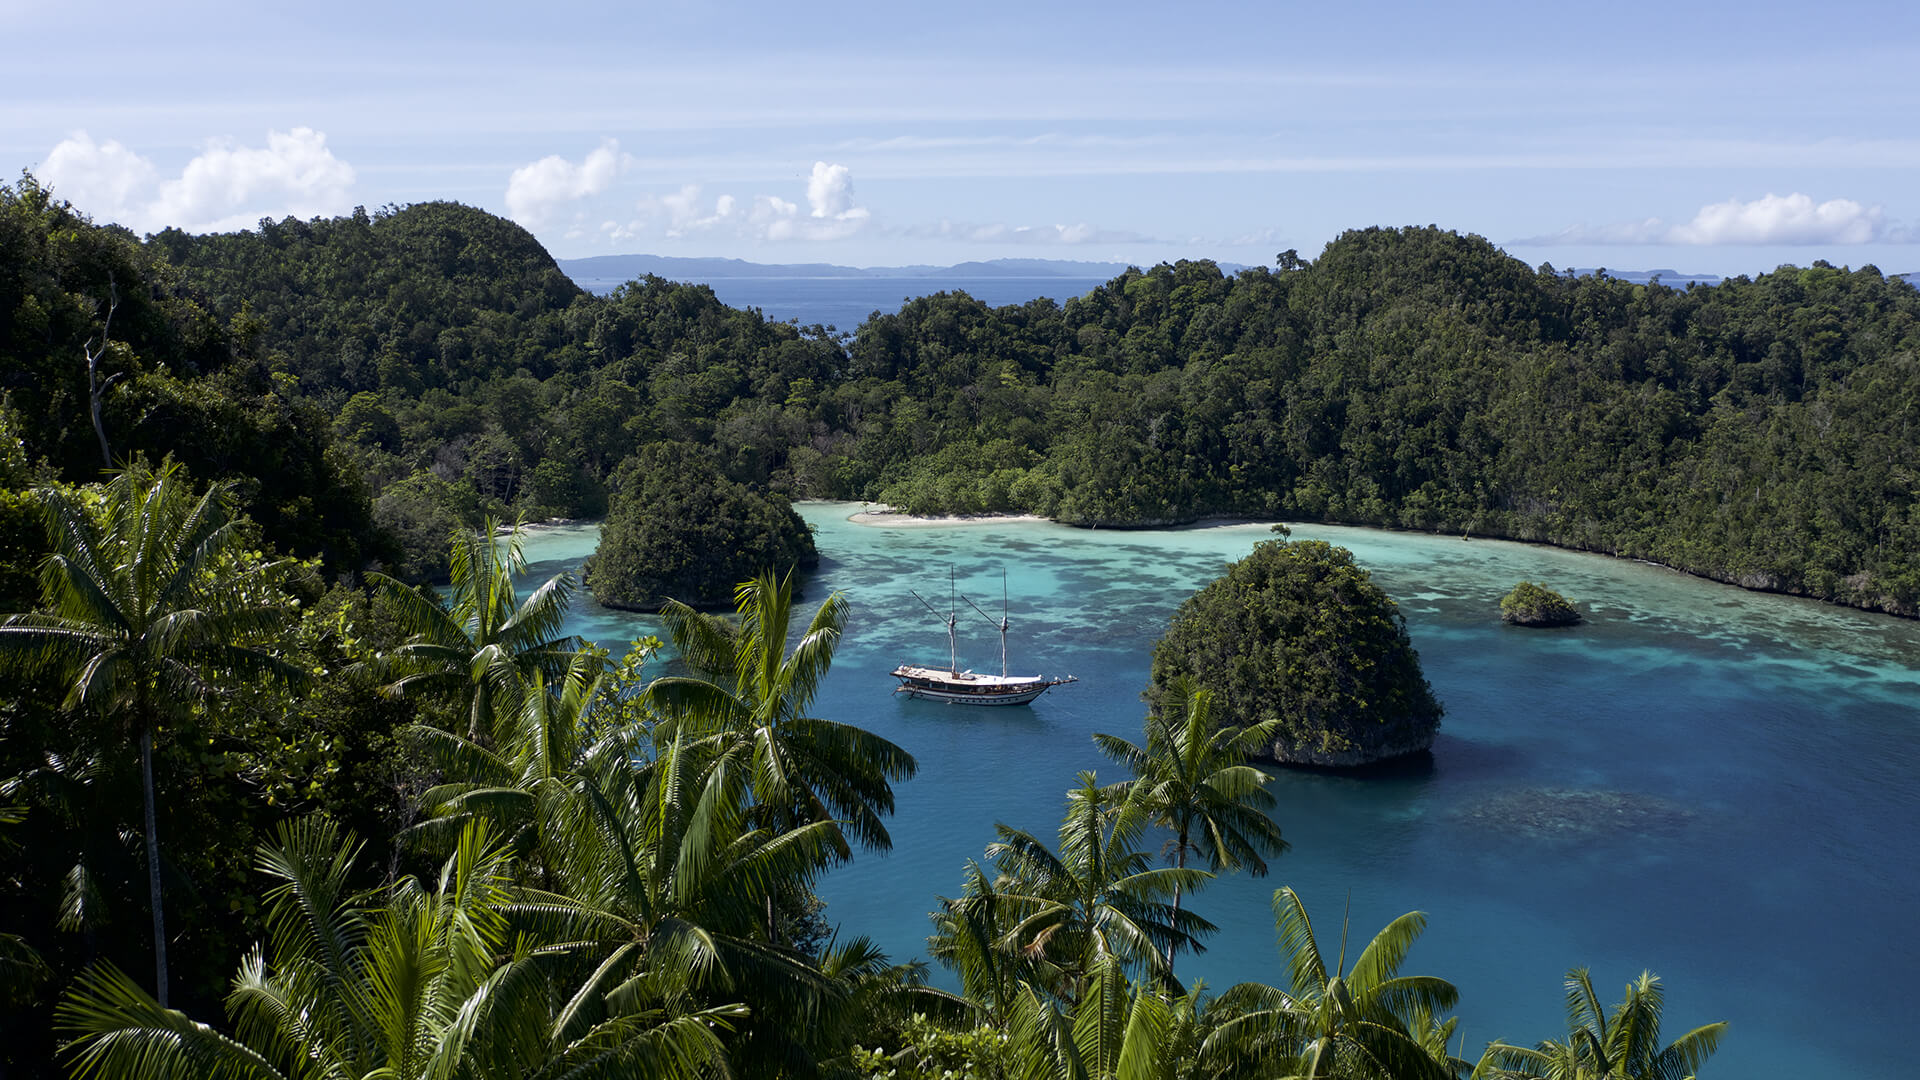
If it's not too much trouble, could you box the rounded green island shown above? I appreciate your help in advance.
[586,442,817,611]
[1147,535,1443,768]
[1499,581,1582,627]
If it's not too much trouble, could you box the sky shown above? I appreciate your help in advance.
[5,0,1918,276]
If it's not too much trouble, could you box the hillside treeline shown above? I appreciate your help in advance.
[4,175,1916,613]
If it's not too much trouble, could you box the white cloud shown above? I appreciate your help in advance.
[1521,193,1910,246]
[1669,193,1883,245]
[614,162,872,245]
[806,161,858,218]
[38,131,156,223]
[150,128,355,232]
[38,128,355,233]
[632,183,741,238]
[766,161,869,240]
[505,139,623,226]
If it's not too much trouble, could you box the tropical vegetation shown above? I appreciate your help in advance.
[1499,582,1582,627]
[0,465,1734,1078]
[586,441,819,611]
[11,175,1916,616]
[0,170,1835,1076]
[1147,536,1443,766]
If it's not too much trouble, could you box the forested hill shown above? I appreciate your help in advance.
[5,180,1917,614]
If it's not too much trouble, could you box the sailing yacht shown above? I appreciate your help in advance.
[890,571,1076,705]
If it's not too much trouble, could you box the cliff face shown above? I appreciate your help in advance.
[1261,726,1435,768]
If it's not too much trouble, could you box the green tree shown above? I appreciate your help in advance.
[1003,956,1189,1080]
[1206,887,1460,1080]
[55,817,736,1080]
[1472,968,1725,1080]
[643,569,917,859]
[1095,682,1288,974]
[407,646,618,861]
[370,518,581,741]
[1147,538,1442,767]
[932,774,1214,1008]
[1498,582,1581,627]
[587,442,819,612]
[518,724,847,1076]
[0,458,298,1008]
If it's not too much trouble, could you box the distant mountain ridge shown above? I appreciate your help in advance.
[560,253,1916,291]
[557,253,1247,282]
[1570,267,1920,289]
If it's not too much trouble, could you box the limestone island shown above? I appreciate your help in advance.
[1146,533,1442,768]
[585,442,817,611]
[1500,581,1582,627]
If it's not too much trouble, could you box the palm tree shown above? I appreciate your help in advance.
[55,816,737,1080]
[1095,681,1288,973]
[642,568,916,859]
[1007,955,1178,1080]
[406,647,612,861]
[0,458,298,1007]
[513,725,853,1077]
[934,773,1215,1007]
[1471,968,1725,1080]
[371,518,582,742]
[1203,887,1459,1080]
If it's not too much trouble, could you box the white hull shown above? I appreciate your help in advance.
[890,665,1074,706]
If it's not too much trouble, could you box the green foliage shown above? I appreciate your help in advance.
[1472,968,1725,1080]
[0,455,303,1052]
[1148,539,1442,767]
[1204,887,1461,1080]
[41,184,1910,617]
[643,568,916,857]
[1095,683,1288,974]
[368,518,581,741]
[587,442,818,611]
[0,176,392,577]
[1499,581,1581,627]
[853,1015,1014,1080]
[56,818,738,1080]
[929,774,1214,1012]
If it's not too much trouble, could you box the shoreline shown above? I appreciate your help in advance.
[846,506,1051,528]
[842,504,1269,531]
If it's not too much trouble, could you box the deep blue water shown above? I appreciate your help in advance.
[568,275,1112,332]
[519,508,1920,1080]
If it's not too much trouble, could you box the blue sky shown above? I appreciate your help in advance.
[6,0,1917,275]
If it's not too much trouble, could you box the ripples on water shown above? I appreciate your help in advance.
[518,507,1920,1080]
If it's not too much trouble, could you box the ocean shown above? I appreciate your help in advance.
[565,274,1116,332]
[520,507,1920,1080]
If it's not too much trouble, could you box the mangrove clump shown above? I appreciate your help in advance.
[1500,581,1582,627]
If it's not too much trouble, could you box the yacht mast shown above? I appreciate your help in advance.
[910,568,960,671]
[962,568,1012,677]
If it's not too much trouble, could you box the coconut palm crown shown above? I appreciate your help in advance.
[643,568,916,858]
[370,518,583,742]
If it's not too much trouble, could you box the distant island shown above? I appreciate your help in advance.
[556,253,1250,283]
[1562,267,1725,287]
[560,255,1916,292]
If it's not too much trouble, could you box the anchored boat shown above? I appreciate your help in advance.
[890,571,1076,706]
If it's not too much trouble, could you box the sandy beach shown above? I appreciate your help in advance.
[845,506,1051,528]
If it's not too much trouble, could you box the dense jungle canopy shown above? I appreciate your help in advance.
[7,172,1916,615]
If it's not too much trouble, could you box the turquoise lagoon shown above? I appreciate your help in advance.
[519,504,1920,1079]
